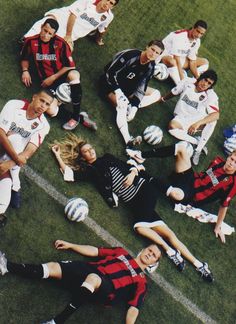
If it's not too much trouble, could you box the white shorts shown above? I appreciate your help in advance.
[172,114,205,131]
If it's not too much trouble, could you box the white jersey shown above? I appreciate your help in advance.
[45,0,113,40]
[171,77,219,118]
[163,29,200,60]
[0,99,50,158]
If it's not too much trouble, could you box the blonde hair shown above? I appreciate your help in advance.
[51,134,88,171]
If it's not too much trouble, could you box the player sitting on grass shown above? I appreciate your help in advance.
[160,69,219,165]
[20,18,97,131]
[50,134,213,281]
[22,0,119,49]
[126,142,236,244]
[0,241,161,324]
[0,89,53,228]
[99,40,164,147]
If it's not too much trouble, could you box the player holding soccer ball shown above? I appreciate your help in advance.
[99,40,164,147]
[20,18,97,131]
[0,241,161,324]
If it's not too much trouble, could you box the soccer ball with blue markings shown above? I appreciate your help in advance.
[65,198,89,222]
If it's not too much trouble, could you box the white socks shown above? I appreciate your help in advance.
[169,129,198,145]
[139,89,161,108]
[116,105,131,144]
[168,66,181,85]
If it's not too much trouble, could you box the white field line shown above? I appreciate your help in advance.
[23,165,217,324]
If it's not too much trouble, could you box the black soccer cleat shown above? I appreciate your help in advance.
[168,250,186,272]
[196,262,214,282]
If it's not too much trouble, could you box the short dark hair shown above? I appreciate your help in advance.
[42,18,59,33]
[114,0,120,5]
[148,39,165,52]
[194,20,208,30]
[197,69,218,87]
[37,88,55,100]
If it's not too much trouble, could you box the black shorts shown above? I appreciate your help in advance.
[126,181,164,224]
[58,260,114,303]
[99,74,135,98]
[49,68,78,91]
[169,167,195,204]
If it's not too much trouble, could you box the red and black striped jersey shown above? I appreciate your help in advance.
[194,156,236,207]
[88,247,147,309]
[20,34,75,80]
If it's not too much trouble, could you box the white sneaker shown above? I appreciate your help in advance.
[126,136,142,148]
[0,251,8,275]
[126,148,145,164]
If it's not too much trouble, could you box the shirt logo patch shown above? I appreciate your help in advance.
[1,119,8,125]
[206,168,219,186]
[31,122,39,129]
[101,15,106,22]
[199,95,205,101]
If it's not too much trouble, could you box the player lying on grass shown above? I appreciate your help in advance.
[22,0,119,49]
[161,20,209,85]
[51,134,213,281]
[20,18,97,131]
[99,40,164,147]
[0,89,53,228]
[0,241,161,324]
[162,69,219,166]
[126,142,236,244]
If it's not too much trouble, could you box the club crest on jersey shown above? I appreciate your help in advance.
[100,15,106,22]
[31,122,39,129]
[223,176,229,182]
[53,44,58,50]
[199,95,205,101]
[191,41,196,48]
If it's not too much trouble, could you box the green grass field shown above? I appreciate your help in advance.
[0,0,236,323]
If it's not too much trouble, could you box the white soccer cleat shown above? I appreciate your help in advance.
[126,149,145,164]
[126,106,138,122]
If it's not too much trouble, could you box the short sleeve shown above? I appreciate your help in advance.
[97,11,114,33]
[0,100,21,133]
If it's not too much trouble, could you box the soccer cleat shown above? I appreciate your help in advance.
[41,320,56,324]
[126,148,145,164]
[192,150,201,166]
[202,146,208,156]
[196,262,214,282]
[0,214,7,228]
[0,251,8,275]
[63,118,79,131]
[168,250,186,271]
[10,190,21,209]
[126,136,142,148]
[80,112,97,131]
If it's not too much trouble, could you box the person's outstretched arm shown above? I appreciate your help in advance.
[55,240,99,257]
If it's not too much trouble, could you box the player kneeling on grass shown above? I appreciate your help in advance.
[0,241,161,324]
[0,89,53,228]
[160,70,219,165]
[126,142,236,244]
[20,18,97,131]
[99,40,164,147]
[50,134,213,281]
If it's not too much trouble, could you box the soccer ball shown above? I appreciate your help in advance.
[64,197,89,222]
[55,83,72,104]
[177,141,194,158]
[143,125,163,145]
[153,63,169,80]
[224,134,236,155]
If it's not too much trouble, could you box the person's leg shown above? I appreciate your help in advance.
[162,56,181,85]
[23,17,48,38]
[168,118,198,145]
[0,175,12,227]
[195,57,209,75]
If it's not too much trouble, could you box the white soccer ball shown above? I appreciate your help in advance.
[177,141,194,158]
[55,83,72,104]
[224,134,236,155]
[143,125,163,145]
[153,63,169,80]
[65,197,89,222]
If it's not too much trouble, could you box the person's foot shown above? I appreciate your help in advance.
[167,250,186,271]
[192,150,201,166]
[63,119,79,131]
[126,136,142,148]
[126,159,145,171]
[0,251,8,275]
[196,262,214,282]
[10,190,21,209]
[126,148,145,164]
[80,112,97,131]
[0,214,7,228]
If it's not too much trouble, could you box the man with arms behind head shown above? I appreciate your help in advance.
[0,89,53,227]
